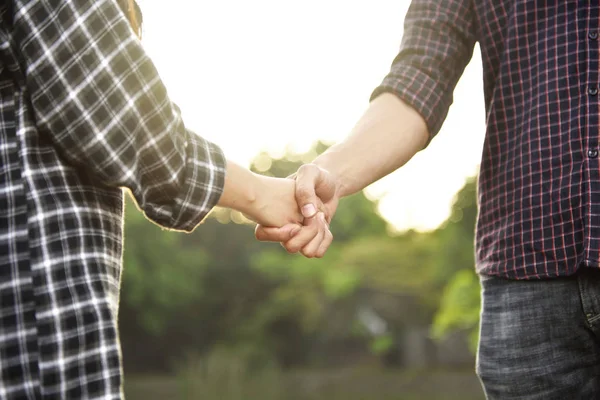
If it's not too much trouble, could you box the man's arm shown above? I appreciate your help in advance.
[255,93,427,258]
[261,93,427,257]
[312,93,428,198]
[256,0,478,256]
[320,0,478,197]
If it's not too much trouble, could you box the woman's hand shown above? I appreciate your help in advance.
[244,175,304,228]
[217,161,303,233]
[255,164,340,258]
[216,160,332,253]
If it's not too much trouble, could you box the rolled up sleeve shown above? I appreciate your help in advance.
[13,0,226,232]
[371,0,477,145]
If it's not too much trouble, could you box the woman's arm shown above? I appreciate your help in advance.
[12,0,223,232]
[218,160,303,228]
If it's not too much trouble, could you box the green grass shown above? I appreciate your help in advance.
[124,347,484,400]
[125,367,484,400]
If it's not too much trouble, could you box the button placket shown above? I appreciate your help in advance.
[584,2,600,263]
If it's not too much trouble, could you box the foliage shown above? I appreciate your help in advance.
[176,348,284,400]
[369,333,395,355]
[429,176,480,352]
[121,198,211,334]
[126,367,485,400]
[119,140,482,374]
[431,269,481,353]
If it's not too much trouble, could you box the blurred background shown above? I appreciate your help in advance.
[122,1,486,399]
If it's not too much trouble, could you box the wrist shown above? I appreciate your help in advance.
[313,151,354,198]
[218,160,260,215]
[241,175,298,226]
[237,172,263,219]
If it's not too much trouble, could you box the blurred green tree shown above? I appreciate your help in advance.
[430,176,480,351]
[118,139,482,374]
[121,198,212,335]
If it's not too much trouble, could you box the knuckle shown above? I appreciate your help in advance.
[297,163,316,176]
[297,182,316,195]
[311,227,323,240]
[280,242,291,252]
[301,248,315,258]
[296,184,312,199]
[285,242,300,254]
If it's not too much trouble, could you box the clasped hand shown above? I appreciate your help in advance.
[251,164,340,258]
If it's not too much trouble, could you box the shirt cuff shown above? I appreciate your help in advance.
[370,64,452,147]
[169,132,227,232]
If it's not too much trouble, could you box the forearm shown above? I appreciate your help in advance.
[313,93,429,197]
[217,160,261,215]
[316,0,477,199]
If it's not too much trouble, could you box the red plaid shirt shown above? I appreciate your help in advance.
[373,1,600,279]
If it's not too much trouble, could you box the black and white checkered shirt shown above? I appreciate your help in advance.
[0,0,226,398]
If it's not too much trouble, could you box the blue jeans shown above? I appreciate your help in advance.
[477,268,600,399]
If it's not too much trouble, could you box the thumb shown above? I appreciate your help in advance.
[295,164,338,218]
[294,164,325,218]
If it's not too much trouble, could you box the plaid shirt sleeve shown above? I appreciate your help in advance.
[371,0,477,143]
[12,0,226,232]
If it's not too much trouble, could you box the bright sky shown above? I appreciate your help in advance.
[138,0,486,232]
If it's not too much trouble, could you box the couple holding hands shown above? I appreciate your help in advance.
[0,1,425,398]
[11,0,588,399]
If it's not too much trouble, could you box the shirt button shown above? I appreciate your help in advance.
[590,31,599,40]
[589,149,599,159]
[589,86,599,96]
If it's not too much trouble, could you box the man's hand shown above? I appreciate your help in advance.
[255,94,429,257]
[255,164,341,258]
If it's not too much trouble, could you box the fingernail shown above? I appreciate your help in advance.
[289,225,301,238]
[302,204,317,218]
